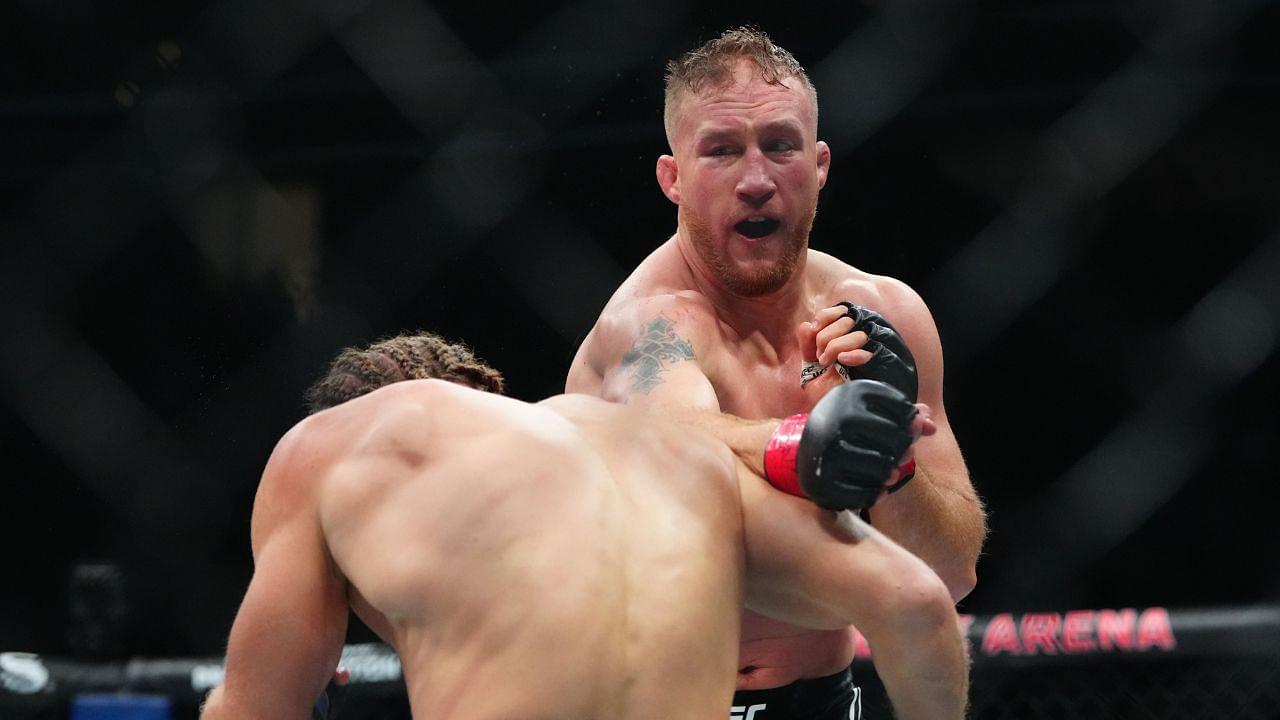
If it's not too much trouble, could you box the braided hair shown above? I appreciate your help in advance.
[305,332,504,414]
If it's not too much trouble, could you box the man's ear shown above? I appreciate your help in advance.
[816,140,831,190]
[656,155,680,204]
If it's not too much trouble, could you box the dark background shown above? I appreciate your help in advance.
[3,0,1278,660]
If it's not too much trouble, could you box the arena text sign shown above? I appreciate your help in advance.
[852,607,1177,659]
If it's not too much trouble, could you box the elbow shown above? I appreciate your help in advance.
[945,564,977,604]
[948,494,989,603]
[895,570,957,642]
[862,551,958,653]
[859,557,956,650]
[199,686,225,720]
[943,510,986,602]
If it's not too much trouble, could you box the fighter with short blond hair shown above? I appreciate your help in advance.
[569,27,987,718]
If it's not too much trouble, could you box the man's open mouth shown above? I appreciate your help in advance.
[734,217,781,239]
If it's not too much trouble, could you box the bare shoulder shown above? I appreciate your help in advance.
[256,408,346,499]
[602,241,719,334]
[545,393,741,501]
[370,380,582,446]
[250,415,332,552]
[546,392,728,456]
[574,285,722,380]
[809,249,936,334]
[260,381,489,490]
[545,392,718,448]
[568,239,730,399]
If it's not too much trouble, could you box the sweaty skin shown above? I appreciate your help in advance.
[567,59,986,690]
[202,380,966,720]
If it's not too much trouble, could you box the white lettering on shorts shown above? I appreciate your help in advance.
[849,686,862,719]
[729,703,767,720]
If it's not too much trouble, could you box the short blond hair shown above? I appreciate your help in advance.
[663,27,818,146]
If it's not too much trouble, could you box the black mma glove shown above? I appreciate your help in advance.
[764,379,917,510]
[835,302,918,403]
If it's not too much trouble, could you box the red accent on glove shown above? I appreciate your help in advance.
[764,414,809,498]
[886,459,916,494]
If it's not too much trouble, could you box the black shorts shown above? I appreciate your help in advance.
[730,667,862,720]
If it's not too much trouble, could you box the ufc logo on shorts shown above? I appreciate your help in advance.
[729,703,766,720]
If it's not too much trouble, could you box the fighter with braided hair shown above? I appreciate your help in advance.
[202,331,967,720]
[305,332,504,412]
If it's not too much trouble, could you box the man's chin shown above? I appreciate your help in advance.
[683,219,806,296]
[717,241,806,296]
[717,264,794,297]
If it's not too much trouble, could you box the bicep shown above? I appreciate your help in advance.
[909,411,973,499]
[604,354,721,410]
[217,520,348,720]
[868,279,945,411]
[880,284,975,498]
[592,298,723,411]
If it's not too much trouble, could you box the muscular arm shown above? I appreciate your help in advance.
[568,295,775,471]
[736,460,968,720]
[872,424,985,602]
[202,430,349,720]
[853,280,987,601]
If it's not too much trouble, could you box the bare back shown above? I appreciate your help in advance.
[307,380,745,720]
[569,241,898,686]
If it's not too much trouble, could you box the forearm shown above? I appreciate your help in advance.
[199,683,313,720]
[868,464,986,601]
[857,562,969,720]
[661,405,778,475]
[868,608,969,720]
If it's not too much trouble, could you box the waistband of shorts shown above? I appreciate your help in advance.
[731,665,855,710]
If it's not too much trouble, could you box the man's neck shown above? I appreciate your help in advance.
[672,232,815,357]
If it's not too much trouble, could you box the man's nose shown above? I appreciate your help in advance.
[735,150,776,206]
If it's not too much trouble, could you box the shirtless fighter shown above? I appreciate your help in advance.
[201,333,967,720]
[567,28,987,718]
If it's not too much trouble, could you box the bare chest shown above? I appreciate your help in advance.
[707,355,814,420]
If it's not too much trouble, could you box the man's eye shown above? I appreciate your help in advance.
[767,141,795,153]
[710,146,735,157]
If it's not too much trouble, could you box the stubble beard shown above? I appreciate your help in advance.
[680,200,816,297]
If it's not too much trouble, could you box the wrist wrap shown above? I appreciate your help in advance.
[887,459,916,494]
[763,414,809,498]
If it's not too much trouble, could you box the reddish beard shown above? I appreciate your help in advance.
[680,202,815,297]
